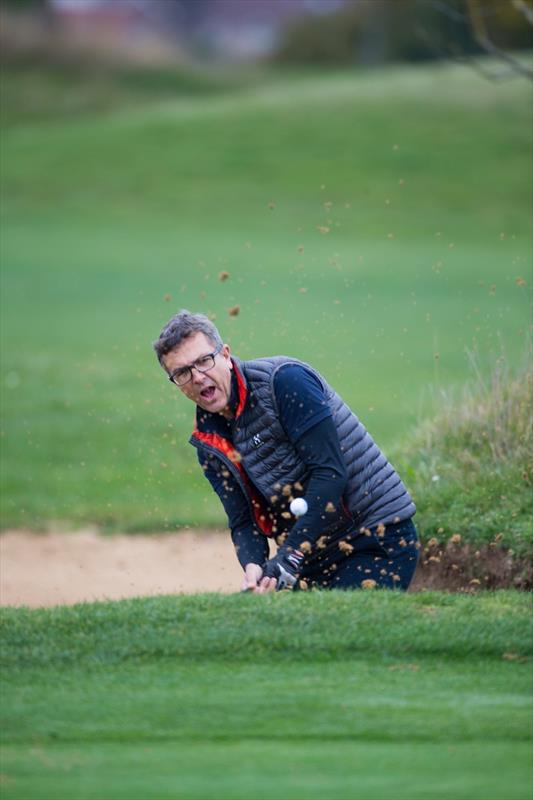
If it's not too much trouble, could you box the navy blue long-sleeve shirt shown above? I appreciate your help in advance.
[198,364,348,568]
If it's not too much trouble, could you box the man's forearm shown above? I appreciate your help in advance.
[231,525,269,569]
[283,468,349,551]
[283,416,349,552]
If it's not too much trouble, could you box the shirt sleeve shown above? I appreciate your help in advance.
[283,416,349,551]
[273,366,349,551]
[273,364,332,440]
[197,451,269,569]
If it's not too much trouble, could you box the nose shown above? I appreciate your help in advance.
[190,366,206,385]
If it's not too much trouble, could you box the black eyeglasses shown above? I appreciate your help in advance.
[168,344,223,386]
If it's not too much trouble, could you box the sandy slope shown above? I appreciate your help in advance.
[0,529,251,607]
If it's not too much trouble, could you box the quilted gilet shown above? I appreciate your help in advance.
[192,356,415,532]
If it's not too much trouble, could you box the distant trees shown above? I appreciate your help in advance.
[1,0,46,7]
[274,0,533,78]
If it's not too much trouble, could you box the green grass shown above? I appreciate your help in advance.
[0,62,251,128]
[3,743,532,800]
[1,60,532,532]
[1,591,532,799]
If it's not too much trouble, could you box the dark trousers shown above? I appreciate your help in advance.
[301,519,420,591]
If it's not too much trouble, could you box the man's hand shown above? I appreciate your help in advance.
[240,563,277,593]
[262,548,304,591]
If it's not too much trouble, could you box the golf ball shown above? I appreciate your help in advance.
[290,498,308,517]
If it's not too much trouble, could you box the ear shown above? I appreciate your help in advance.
[222,343,232,365]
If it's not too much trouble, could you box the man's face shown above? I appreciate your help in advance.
[162,332,233,417]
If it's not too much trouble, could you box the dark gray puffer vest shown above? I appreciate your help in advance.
[191,356,415,534]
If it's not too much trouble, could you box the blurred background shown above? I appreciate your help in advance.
[1,0,531,533]
[2,0,532,68]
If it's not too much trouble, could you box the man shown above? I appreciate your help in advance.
[153,310,419,593]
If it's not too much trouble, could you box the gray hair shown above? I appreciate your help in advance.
[153,309,223,365]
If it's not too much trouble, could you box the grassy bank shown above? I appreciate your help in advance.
[1,590,531,799]
[396,352,533,571]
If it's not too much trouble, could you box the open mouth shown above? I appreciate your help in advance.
[200,386,216,402]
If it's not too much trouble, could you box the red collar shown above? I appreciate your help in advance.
[232,359,247,419]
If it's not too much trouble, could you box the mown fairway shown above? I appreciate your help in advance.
[1,62,531,530]
[1,591,532,799]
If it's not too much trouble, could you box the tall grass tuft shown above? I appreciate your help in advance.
[409,343,532,482]
[397,342,533,559]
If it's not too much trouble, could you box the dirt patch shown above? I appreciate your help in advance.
[0,529,529,608]
[410,536,532,592]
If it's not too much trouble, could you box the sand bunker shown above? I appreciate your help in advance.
[0,529,248,607]
[1,529,527,608]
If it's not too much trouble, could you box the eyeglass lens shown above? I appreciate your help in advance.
[173,354,215,385]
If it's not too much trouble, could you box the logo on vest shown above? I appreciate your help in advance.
[252,434,263,448]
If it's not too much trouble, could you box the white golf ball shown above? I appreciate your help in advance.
[290,498,308,517]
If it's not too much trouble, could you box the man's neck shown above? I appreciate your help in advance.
[219,370,239,420]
